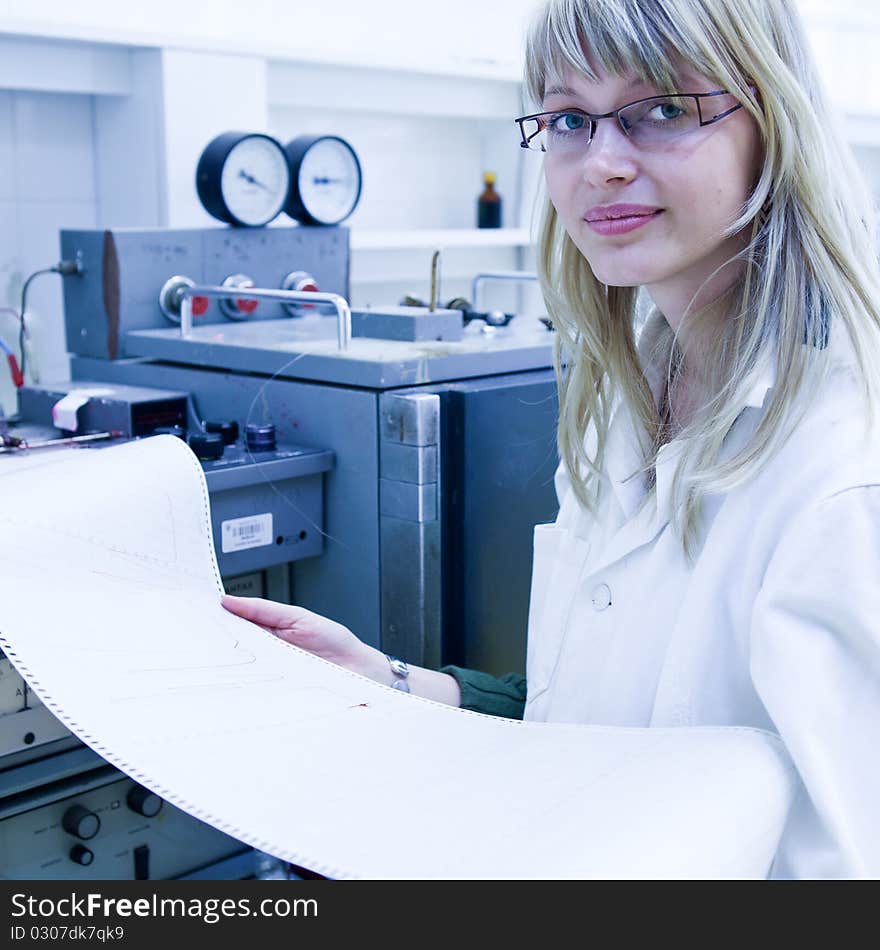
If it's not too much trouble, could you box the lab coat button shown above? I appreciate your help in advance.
[591,582,612,610]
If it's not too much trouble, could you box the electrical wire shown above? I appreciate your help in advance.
[0,333,24,387]
[17,260,82,385]
[18,267,56,384]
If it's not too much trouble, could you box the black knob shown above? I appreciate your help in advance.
[62,805,100,840]
[245,423,276,452]
[205,420,239,445]
[485,309,511,327]
[127,785,163,818]
[188,431,225,460]
[69,844,94,866]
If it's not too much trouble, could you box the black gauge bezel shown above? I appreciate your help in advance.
[284,134,363,227]
[196,131,291,228]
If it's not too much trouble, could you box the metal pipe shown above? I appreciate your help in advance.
[179,283,352,350]
[470,270,538,312]
[0,430,120,453]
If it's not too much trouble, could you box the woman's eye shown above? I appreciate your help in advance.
[649,101,687,121]
[548,113,586,133]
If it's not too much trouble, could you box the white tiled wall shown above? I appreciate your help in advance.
[0,90,98,416]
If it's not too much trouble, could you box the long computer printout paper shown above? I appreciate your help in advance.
[0,435,798,879]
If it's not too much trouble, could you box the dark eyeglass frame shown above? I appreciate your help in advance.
[515,89,750,152]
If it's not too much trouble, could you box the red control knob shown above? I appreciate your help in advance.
[281,271,320,315]
[219,274,258,320]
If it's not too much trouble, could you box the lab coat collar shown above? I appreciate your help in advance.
[579,316,778,572]
[603,399,648,521]
[742,349,777,411]
[637,309,778,413]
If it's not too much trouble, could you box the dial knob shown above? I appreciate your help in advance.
[205,420,240,445]
[245,423,276,453]
[158,276,209,324]
[219,273,259,320]
[127,785,163,819]
[188,432,225,461]
[280,271,320,317]
[62,805,100,840]
[69,844,95,866]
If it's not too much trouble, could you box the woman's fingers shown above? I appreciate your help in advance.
[220,594,313,630]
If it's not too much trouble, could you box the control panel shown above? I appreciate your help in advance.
[5,381,334,577]
[0,766,248,880]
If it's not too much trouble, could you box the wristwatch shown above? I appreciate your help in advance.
[386,654,411,693]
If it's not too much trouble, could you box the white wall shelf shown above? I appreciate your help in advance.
[269,61,521,120]
[0,34,131,96]
[0,0,540,83]
[350,228,531,251]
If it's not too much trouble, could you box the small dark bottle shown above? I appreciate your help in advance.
[477,171,502,228]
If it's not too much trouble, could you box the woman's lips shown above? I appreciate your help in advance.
[585,210,664,236]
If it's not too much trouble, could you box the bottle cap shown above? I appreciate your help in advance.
[483,171,497,185]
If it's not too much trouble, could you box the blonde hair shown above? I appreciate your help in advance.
[526,0,880,556]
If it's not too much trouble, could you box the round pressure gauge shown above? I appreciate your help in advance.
[196,132,291,227]
[284,135,362,226]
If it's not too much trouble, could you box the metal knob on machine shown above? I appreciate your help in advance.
[69,844,95,866]
[62,804,100,840]
[280,271,320,316]
[158,276,209,324]
[188,432,225,460]
[245,423,276,453]
[205,420,239,445]
[219,274,259,321]
[127,784,163,819]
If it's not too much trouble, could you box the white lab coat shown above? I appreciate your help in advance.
[524,313,880,878]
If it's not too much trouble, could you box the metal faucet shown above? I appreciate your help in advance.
[160,277,352,350]
[470,271,538,312]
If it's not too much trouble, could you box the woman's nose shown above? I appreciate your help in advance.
[579,118,639,186]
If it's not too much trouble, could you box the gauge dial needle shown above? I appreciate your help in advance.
[312,176,347,185]
[239,169,269,190]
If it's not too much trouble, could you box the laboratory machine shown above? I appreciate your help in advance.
[1,220,559,879]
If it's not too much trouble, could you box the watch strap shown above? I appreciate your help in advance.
[386,654,411,693]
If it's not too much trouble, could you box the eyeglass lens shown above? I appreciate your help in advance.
[523,94,733,152]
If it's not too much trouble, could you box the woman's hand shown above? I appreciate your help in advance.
[220,594,386,682]
[221,595,462,706]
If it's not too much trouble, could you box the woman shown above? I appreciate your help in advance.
[224,0,880,878]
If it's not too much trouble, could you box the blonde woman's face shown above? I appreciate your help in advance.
[542,60,762,308]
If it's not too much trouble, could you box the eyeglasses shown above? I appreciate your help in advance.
[515,90,747,154]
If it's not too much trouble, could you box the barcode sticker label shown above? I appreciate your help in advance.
[221,513,273,553]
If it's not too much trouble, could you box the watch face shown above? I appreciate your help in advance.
[219,136,290,227]
[297,138,361,225]
[388,656,409,677]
